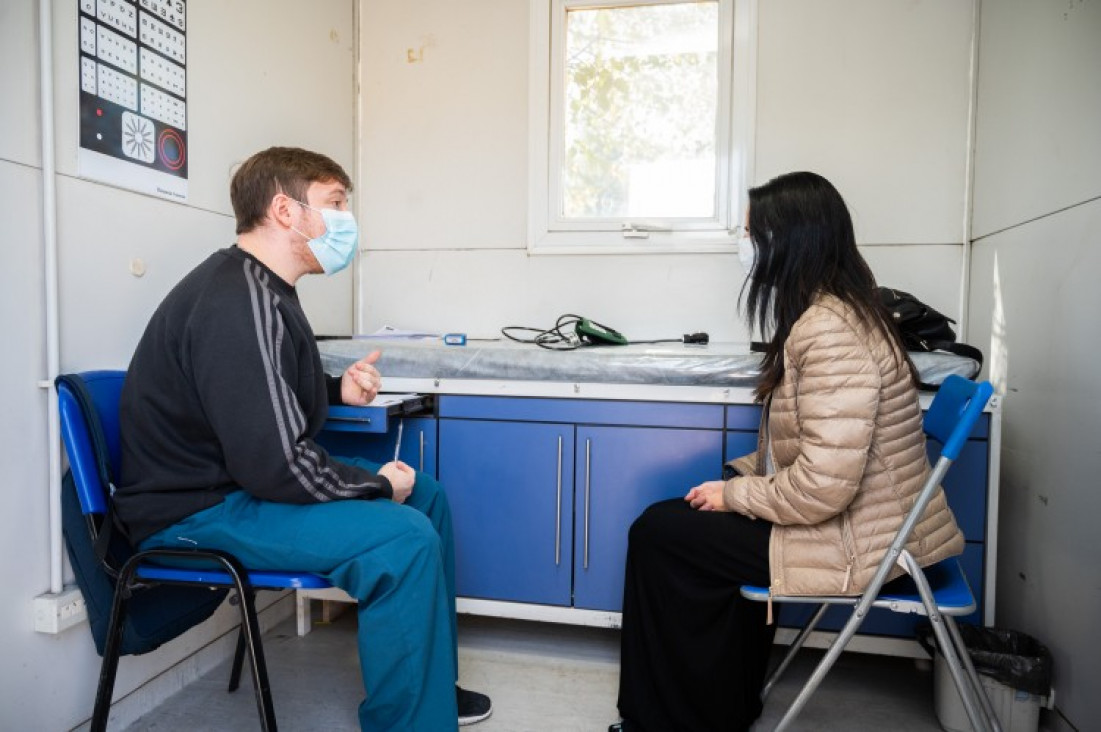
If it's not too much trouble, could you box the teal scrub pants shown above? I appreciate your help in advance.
[140,458,459,731]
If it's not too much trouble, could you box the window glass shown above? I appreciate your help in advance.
[562,3,719,220]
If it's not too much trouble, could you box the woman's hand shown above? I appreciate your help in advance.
[685,480,729,512]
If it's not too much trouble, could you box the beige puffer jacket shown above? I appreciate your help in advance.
[723,293,964,597]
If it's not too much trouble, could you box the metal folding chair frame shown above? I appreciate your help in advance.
[740,376,1001,732]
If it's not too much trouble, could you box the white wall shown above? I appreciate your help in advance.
[0,1,356,729]
[967,1,1101,728]
[356,0,975,341]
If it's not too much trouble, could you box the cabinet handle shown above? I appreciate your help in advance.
[584,438,591,570]
[555,435,563,566]
[419,430,425,473]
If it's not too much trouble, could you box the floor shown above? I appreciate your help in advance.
[122,610,951,731]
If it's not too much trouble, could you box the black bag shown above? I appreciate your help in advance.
[59,374,228,657]
[877,287,983,366]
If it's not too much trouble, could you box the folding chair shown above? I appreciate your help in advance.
[741,375,1000,732]
[57,370,334,732]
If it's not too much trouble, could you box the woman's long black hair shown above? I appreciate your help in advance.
[740,171,915,401]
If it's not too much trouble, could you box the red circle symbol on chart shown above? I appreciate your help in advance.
[158,129,186,171]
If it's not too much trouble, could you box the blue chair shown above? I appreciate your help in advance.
[57,370,333,732]
[741,375,1001,732]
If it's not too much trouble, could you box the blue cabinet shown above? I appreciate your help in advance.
[320,393,995,643]
[438,419,574,606]
[437,397,725,613]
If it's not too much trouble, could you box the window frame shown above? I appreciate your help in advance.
[528,0,758,254]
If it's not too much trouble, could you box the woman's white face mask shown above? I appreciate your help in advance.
[736,228,756,274]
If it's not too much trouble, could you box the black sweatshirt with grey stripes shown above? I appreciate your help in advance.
[116,246,392,544]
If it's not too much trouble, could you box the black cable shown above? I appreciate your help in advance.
[501,314,586,350]
[502,316,709,349]
[631,333,709,345]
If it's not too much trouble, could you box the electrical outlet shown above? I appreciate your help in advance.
[139,11,186,64]
[139,0,186,32]
[98,62,139,111]
[141,83,186,130]
[97,23,138,74]
[140,47,186,97]
[34,586,88,634]
[96,0,138,39]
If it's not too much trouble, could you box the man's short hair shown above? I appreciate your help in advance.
[230,147,353,235]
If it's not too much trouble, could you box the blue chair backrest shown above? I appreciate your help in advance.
[923,375,994,461]
[57,371,127,518]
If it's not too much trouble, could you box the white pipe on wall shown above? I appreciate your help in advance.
[958,0,982,341]
[39,0,64,595]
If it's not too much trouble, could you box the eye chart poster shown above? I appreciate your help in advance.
[77,0,188,201]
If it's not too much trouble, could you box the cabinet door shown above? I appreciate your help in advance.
[724,431,758,466]
[318,416,438,477]
[573,425,724,612]
[439,419,574,606]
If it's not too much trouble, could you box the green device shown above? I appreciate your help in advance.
[576,318,628,346]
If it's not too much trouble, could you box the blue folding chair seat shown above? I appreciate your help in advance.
[57,370,333,732]
[741,375,1001,732]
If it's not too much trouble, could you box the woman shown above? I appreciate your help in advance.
[611,172,964,731]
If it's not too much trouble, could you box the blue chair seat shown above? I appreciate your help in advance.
[136,564,333,590]
[741,558,976,617]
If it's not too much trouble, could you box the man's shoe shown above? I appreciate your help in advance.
[457,686,492,726]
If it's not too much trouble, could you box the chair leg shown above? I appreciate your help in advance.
[228,624,247,693]
[945,616,1003,732]
[231,588,278,732]
[901,555,997,732]
[91,574,135,732]
[772,601,871,731]
[762,603,828,700]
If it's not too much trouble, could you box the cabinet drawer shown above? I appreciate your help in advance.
[725,404,762,430]
[439,396,723,429]
[324,394,435,434]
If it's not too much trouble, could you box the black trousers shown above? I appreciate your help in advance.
[617,498,776,732]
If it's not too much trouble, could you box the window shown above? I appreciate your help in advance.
[529,0,757,253]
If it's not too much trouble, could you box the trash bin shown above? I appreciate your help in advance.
[918,624,1053,732]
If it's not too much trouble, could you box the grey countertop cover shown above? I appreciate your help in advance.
[318,339,980,389]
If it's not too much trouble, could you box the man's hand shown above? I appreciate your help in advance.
[341,350,382,406]
[685,480,729,512]
[377,461,415,504]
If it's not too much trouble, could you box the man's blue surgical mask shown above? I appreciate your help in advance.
[292,201,358,275]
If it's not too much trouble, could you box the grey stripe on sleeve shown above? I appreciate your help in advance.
[243,260,330,500]
[242,261,376,499]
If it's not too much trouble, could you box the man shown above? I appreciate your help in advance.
[116,146,491,730]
